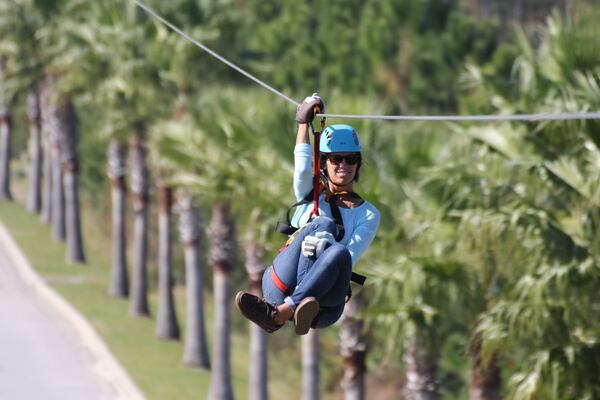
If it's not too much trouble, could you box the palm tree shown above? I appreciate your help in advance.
[142,2,252,360]
[178,192,210,369]
[239,142,292,400]
[0,0,68,225]
[155,88,294,399]
[49,126,65,242]
[364,117,471,399]
[65,0,172,303]
[129,132,151,317]
[468,332,500,400]
[148,105,211,364]
[107,138,129,298]
[244,235,268,400]
[57,95,85,262]
[429,123,598,399]
[26,87,43,213]
[37,78,83,260]
[302,329,320,400]
[370,249,467,400]
[25,0,104,260]
[339,291,368,400]
[207,200,236,400]
[145,119,183,340]
[58,1,137,295]
[40,117,52,224]
[147,112,182,339]
[415,128,523,400]
[154,182,180,339]
[0,0,54,210]
[39,76,65,242]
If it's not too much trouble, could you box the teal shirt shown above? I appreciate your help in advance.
[291,144,380,267]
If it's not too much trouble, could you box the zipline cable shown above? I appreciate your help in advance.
[133,0,600,123]
[316,111,600,122]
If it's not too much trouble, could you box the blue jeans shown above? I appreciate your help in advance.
[262,217,352,329]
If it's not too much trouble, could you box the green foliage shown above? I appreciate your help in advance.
[76,101,108,200]
[4,0,600,398]
[243,0,505,113]
[432,13,600,398]
[0,0,56,101]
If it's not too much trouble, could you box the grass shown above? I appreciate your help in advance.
[0,176,347,400]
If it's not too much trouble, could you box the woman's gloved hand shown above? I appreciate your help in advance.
[296,93,325,124]
[301,231,336,259]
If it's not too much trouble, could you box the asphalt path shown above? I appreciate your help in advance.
[0,245,119,400]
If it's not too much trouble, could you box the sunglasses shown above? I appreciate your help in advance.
[327,154,361,165]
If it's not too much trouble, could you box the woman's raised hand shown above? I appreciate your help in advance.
[296,93,325,124]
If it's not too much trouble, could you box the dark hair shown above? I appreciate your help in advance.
[320,153,361,182]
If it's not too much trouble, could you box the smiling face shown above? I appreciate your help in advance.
[323,152,361,190]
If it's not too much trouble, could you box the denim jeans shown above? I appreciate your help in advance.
[262,216,352,329]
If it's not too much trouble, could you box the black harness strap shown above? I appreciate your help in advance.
[274,192,312,236]
[327,194,346,241]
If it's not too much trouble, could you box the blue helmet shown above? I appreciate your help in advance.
[319,124,361,153]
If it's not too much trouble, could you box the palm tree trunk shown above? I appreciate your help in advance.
[209,269,234,400]
[403,326,439,400]
[0,57,12,201]
[302,329,320,400]
[0,111,13,201]
[58,97,85,263]
[51,145,65,241]
[40,120,52,224]
[340,291,368,400]
[39,80,53,225]
[245,238,268,400]
[155,184,180,340]
[208,201,236,400]
[108,138,129,298]
[63,166,85,262]
[42,79,65,242]
[468,334,501,400]
[179,194,210,368]
[26,88,42,213]
[129,133,150,317]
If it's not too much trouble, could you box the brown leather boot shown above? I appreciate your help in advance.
[236,291,284,333]
[294,297,320,335]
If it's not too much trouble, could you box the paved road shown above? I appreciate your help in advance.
[0,246,119,400]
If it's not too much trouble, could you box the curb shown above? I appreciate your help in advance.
[0,221,147,400]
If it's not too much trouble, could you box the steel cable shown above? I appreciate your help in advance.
[133,0,600,123]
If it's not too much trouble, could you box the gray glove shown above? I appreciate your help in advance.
[296,93,325,124]
[301,231,335,259]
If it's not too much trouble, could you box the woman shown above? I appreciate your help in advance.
[236,94,380,335]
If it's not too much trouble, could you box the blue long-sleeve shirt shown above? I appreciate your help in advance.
[290,143,380,266]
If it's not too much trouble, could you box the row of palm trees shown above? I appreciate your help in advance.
[2,0,600,398]
[0,1,357,399]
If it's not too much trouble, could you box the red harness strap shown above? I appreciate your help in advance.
[270,266,290,295]
[309,131,320,219]
[308,109,326,220]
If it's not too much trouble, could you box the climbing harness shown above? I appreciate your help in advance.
[274,189,348,242]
